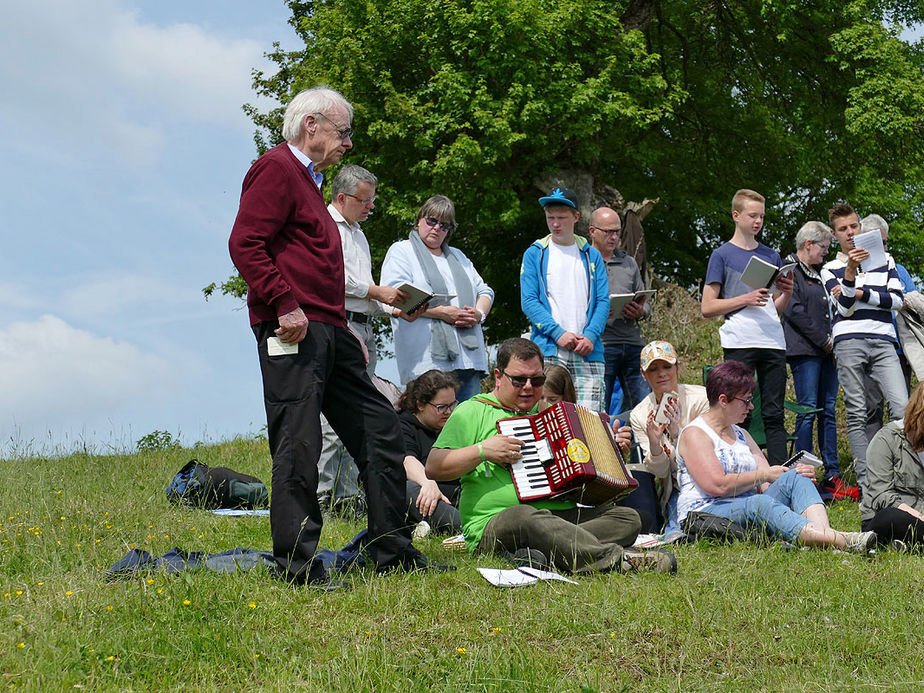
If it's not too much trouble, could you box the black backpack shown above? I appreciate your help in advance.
[166,459,268,510]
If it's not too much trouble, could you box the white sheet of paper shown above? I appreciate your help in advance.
[477,568,539,587]
[518,567,579,584]
[267,336,299,356]
[477,566,578,587]
[853,230,888,272]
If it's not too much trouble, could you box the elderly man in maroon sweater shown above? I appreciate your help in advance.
[229,86,448,588]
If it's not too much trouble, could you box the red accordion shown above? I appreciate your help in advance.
[496,401,638,505]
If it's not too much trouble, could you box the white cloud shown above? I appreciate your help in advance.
[0,315,181,435]
[0,0,272,166]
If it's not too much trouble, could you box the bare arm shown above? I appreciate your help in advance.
[701,282,772,318]
[426,434,524,481]
[678,427,784,497]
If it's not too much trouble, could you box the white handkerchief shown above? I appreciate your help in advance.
[267,337,299,356]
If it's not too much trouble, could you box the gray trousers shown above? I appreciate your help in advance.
[834,338,908,487]
[477,503,641,573]
[317,317,377,501]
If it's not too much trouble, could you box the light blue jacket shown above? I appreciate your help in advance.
[519,235,609,362]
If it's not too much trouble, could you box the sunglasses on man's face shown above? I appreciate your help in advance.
[502,371,546,388]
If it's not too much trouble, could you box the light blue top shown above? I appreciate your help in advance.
[380,239,494,384]
[519,235,609,362]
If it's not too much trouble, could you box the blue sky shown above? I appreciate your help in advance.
[0,0,349,454]
[0,3,920,455]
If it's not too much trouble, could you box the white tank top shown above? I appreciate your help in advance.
[676,416,757,522]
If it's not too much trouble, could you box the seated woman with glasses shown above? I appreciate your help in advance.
[398,369,463,534]
[381,195,494,402]
[675,360,876,552]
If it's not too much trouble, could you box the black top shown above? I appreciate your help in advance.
[399,409,461,494]
[781,252,833,358]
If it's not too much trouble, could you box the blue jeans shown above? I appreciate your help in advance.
[788,355,840,480]
[454,369,486,403]
[603,343,651,414]
[702,469,822,541]
[833,338,908,487]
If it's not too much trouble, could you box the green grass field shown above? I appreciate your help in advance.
[2,437,923,692]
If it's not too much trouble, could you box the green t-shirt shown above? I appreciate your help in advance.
[433,394,574,554]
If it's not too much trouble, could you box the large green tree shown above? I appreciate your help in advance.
[214,0,924,341]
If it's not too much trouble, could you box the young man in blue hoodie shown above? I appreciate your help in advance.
[520,187,610,411]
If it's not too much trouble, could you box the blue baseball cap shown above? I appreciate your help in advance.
[538,187,578,210]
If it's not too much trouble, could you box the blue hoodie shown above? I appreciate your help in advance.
[520,234,609,362]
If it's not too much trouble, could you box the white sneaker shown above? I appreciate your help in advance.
[412,521,431,540]
[842,530,876,554]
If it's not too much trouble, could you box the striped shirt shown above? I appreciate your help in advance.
[820,252,904,344]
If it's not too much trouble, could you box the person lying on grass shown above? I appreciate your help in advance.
[675,360,875,553]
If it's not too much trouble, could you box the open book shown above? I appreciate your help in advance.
[740,256,797,291]
[391,283,455,314]
[477,566,578,588]
[783,450,823,468]
[609,289,657,315]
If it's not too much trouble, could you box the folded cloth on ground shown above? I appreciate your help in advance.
[106,530,369,580]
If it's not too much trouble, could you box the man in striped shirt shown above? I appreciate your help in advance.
[820,203,908,490]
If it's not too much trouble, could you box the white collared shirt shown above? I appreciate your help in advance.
[327,203,386,316]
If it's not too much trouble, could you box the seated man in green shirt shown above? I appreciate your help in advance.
[426,337,677,574]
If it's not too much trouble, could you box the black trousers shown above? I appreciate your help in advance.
[254,320,411,582]
[723,347,788,465]
[862,506,924,546]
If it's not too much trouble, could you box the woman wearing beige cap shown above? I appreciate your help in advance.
[628,340,710,534]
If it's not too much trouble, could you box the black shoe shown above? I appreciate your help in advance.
[307,576,353,592]
[502,548,550,571]
[376,548,455,575]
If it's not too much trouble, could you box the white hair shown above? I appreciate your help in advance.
[281,86,353,142]
[794,221,832,249]
[860,214,889,238]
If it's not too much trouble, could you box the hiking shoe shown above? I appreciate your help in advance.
[842,530,876,554]
[503,548,550,571]
[824,476,860,502]
[620,549,678,574]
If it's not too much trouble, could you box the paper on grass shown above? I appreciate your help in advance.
[477,566,578,587]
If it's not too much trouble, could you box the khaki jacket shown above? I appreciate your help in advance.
[861,420,924,524]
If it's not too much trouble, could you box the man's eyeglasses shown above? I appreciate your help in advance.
[734,396,754,406]
[426,400,458,415]
[346,193,376,206]
[812,241,830,252]
[313,112,353,140]
[593,227,621,235]
[423,216,456,233]
[502,371,546,388]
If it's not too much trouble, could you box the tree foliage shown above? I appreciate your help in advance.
[222,0,924,340]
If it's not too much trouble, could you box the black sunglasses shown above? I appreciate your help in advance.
[502,371,546,388]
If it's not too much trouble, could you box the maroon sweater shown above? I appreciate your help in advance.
[229,143,346,327]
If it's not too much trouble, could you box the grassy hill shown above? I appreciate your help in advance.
[2,435,923,691]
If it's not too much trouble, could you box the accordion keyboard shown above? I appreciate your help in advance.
[497,417,553,500]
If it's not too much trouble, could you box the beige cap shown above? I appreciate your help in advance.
[640,340,677,371]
